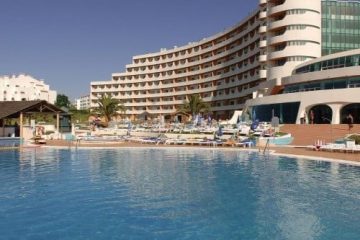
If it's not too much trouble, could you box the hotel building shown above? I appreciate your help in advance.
[74,95,91,110]
[247,0,360,124]
[91,0,360,123]
[0,74,57,104]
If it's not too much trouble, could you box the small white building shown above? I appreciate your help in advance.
[74,95,90,110]
[0,74,57,104]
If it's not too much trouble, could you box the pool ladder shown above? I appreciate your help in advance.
[263,139,270,155]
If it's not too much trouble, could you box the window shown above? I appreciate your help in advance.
[322,1,360,55]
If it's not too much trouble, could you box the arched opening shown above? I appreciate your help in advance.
[308,105,332,124]
[164,115,172,122]
[340,103,360,124]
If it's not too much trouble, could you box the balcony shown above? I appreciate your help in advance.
[259,54,267,62]
[259,70,267,78]
[259,11,267,19]
[259,40,267,48]
[259,0,267,6]
[259,25,267,34]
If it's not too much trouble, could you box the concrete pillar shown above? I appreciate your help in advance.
[329,104,342,124]
[56,113,60,133]
[20,112,23,139]
[296,103,307,124]
[1,119,4,137]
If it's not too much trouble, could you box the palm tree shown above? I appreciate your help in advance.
[93,94,126,123]
[177,94,210,117]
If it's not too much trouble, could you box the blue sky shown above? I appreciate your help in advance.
[0,0,258,100]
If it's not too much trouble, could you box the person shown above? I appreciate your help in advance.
[95,115,101,127]
[14,122,20,137]
[127,122,132,136]
[309,110,314,124]
[213,131,218,141]
[347,113,354,131]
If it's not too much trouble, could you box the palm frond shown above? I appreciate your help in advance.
[92,94,126,122]
[176,94,210,116]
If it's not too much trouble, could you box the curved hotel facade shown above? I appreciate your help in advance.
[90,0,360,123]
[247,49,360,124]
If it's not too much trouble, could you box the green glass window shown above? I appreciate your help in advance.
[322,0,360,56]
[333,80,347,89]
[284,76,360,93]
[324,82,333,89]
[294,54,360,74]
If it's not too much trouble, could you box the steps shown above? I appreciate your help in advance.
[280,124,360,146]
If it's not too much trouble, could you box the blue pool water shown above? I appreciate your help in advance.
[0,137,21,147]
[0,148,359,240]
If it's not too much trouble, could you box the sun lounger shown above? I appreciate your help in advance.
[31,136,47,144]
[165,137,187,145]
[139,137,166,144]
[184,139,200,145]
[235,139,253,148]
[127,137,144,143]
[140,138,158,144]
[354,145,360,153]
[192,139,222,147]
[344,141,356,153]
[224,139,236,147]
[235,142,246,147]
[321,143,346,152]
[213,140,224,147]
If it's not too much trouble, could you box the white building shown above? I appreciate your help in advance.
[0,74,57,104]
[74,99,81,110]
[245,49,360,124]
[74,95,91,110]
[244,0,360,124]
[90,0,360,123]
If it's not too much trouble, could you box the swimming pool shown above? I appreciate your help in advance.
[0,137,21,147]
[0,148,359,239]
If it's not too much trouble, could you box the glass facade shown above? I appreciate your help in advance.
[294,54,360,74]
[322,0,360,55]
[284,76,360,93]
[251,102,300,124]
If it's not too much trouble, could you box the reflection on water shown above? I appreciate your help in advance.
[0,148,359,240]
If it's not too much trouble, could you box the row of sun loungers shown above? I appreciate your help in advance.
[78,135,125,142]
[74,133,255,148]
[322,143,360,153]
[165,138,253,147]
[307,141,360,153]
[124,136,254,148]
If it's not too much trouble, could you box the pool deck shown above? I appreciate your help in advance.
[41,139,360,164]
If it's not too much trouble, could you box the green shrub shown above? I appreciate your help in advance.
[274,132,288,137]
[347,135,360,145]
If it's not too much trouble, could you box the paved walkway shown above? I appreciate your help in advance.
[271,146,360,163]
[280,124,360,145]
